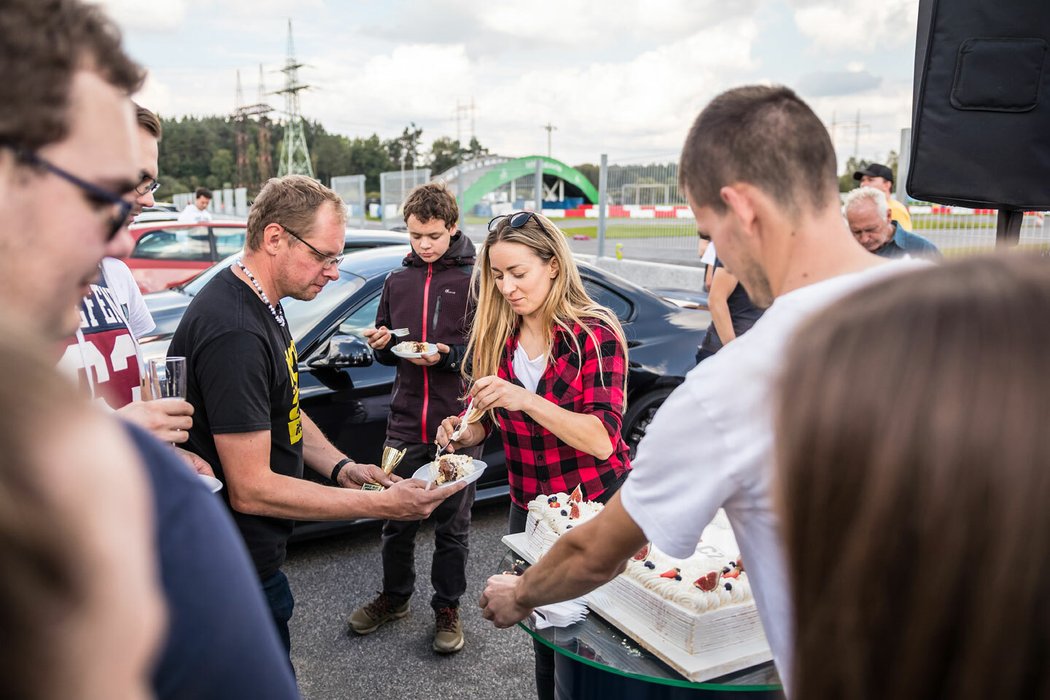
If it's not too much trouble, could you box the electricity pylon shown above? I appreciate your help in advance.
[276,19,313,178]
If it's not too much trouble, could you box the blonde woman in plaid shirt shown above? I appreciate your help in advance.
[437,210,631,700]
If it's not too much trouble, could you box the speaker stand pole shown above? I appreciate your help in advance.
[996,208,1023,248]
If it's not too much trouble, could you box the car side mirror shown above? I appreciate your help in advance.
[308,335,374,370]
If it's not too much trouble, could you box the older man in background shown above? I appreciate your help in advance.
[845,187,941,260]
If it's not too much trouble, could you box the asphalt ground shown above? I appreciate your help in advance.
[286,499,537,700]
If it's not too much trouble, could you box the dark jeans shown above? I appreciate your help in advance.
[381,440,476,610]
[509,471,628,700]
[261,569,295,670]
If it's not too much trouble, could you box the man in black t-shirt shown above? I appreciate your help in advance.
[171,175,464,657]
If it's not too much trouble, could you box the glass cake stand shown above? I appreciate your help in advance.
[497,551,784,700]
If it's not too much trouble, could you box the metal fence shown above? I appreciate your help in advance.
[330,175,366,228]
[379,169,430,226]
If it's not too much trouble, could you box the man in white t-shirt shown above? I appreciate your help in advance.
[479,85,910,692]
[177,186,212,223]
[58,104,204,468]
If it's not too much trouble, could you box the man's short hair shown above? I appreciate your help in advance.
[134,103,162,141]
[0,0,143,153]
[403,182,459,229]
[246,175,346,251]
[843,186,889,219]
[195,187,212,200]
[678,85,838,218]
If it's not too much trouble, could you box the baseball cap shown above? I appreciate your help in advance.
[852,163,894,184]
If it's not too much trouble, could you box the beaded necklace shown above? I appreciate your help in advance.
[235,259,286,327]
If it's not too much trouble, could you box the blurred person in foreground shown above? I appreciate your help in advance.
[437,210,632,699]
[777,253,1050,699]
[350,182,478,653]
[0,317,165,700]
[477,85,923,693]
[171,174,464,659]
[0,1,298,697]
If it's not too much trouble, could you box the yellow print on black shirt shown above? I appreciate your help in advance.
[285,340,302,444]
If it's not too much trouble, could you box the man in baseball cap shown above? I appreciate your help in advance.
[853,162,912,230]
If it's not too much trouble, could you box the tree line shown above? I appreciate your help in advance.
[156,115,491,200]
[156,114,887,204]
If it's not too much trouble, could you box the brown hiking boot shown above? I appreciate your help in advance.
[433,606,465,653]
[348,593,409,635]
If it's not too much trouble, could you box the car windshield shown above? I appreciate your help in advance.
[180,253,238,295]
[176,253,365,339]
[282,274,365,339]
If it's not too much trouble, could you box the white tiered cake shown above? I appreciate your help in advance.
[524,487,768,660]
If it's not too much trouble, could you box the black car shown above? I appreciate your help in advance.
[142,244,710,538]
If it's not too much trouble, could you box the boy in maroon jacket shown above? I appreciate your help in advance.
[351,182,477,653]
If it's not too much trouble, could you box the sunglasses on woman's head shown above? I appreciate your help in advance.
[487,211,540,233]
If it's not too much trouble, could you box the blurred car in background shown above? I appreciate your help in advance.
[121,220,249,293]
[140,243,710,539]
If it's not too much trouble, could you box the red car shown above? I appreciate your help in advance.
[121,219,249,293]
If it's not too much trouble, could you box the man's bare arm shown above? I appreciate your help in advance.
[213,430,463,522]
[480,492,647,627]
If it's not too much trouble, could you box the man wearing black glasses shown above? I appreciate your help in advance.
[171,174,465,660]
[0,2,300,699]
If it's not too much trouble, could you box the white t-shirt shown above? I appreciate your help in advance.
[177,203,212,224]
[100,257,155,338]
[619,260,921,691]
[513,343,546,393]
[57,258,156,408]
[700,241,717,266]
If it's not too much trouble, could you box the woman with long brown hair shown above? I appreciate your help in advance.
[776,253,1050,699]
[437,211,632,698]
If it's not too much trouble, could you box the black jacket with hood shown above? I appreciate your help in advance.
[374,231,476,444]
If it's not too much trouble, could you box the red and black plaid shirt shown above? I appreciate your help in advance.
[489,319,631,506]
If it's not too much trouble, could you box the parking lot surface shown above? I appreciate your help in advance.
[287,500,536,700]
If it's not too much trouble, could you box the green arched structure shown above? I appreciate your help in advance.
[457,156,599,214]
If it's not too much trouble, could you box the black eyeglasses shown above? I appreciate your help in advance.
[135,174,161,196]
[282,225,344,269]
[18,150,134,241]
[487,210,540,233]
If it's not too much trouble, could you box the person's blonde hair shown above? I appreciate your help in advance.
[465,212,627,409]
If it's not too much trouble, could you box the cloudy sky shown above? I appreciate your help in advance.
[99,0,919,169]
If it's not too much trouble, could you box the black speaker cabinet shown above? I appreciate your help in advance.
[909,0,1050,213]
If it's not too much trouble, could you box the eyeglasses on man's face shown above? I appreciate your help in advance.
[135,174,161,196]
[16,149,134,242]
[282,225,344,269]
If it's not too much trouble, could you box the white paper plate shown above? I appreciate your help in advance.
[392,342,439,359]
[411,459,487,488]
[198,474,223,493]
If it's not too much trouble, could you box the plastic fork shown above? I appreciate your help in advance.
[449,396,474,442]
